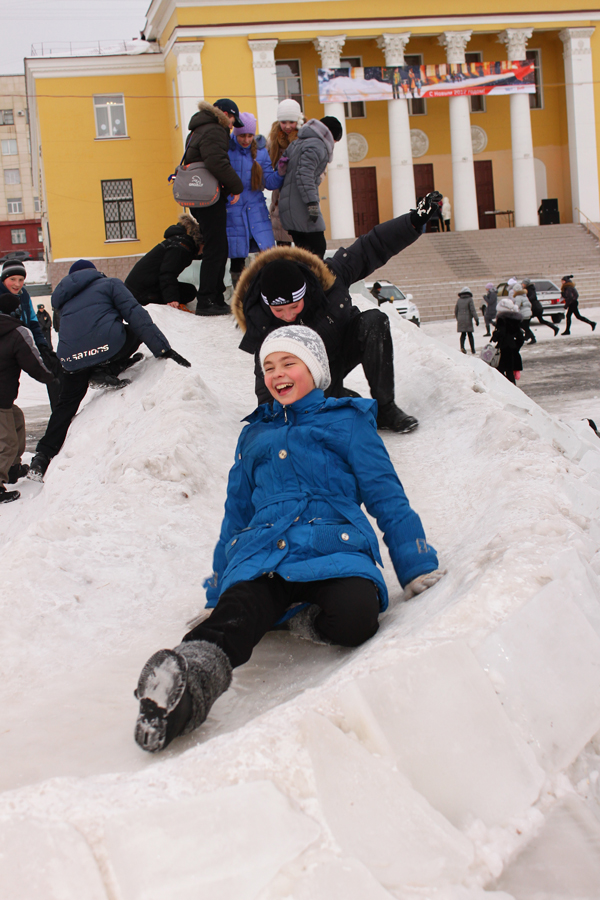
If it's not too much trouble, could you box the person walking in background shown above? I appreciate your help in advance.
[227,112,283,292]
[183,99,245,317]
[279,116,344,259]
[441,196,451,231]
[36,303,53,348]
[481,282,497,337]
[454,287,479,354]
[561,275,596,335]
[124,215,202,310]
[522,279,558,335]
[267,99,303,247]
[512,286,536,344]
[491,297,524,384]
[28,260,191,483]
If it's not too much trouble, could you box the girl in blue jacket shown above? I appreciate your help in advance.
[134,326,443,753]
[227,112,283,290]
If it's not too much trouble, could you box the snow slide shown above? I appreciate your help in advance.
[2,299,600,898]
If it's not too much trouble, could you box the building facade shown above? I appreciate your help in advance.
[24,1,600,280]
[0,75,43,262]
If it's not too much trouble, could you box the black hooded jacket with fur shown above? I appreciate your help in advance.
[184,102,244,196]
[125,222,199,306]
[233,212,420,401]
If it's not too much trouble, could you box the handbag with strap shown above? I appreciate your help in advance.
[168,136,220,208]
[480,343,501,368]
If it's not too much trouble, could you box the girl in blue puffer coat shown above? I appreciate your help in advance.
[226,112,283,290]
[134,326,444,753]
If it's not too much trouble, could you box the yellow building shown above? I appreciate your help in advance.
[24,1,600,282]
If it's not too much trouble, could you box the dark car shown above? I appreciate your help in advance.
[0,251,32,265]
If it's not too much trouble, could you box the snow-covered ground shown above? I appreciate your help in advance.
[3,298,600,899]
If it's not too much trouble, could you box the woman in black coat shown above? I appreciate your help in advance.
[491,298,525,384]
[523,279,558,335]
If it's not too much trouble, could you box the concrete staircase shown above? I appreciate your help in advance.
[327,224,600,322]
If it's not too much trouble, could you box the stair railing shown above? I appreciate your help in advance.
[575,207,600,241]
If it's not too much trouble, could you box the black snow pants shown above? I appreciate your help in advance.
[182,573,380,669]
[333,308,396,408]
[564,303,596,333]
[288,230,327,260]
[36,326,141,459]
[191,193,229,308]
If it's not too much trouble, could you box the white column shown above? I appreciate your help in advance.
[498,29,538,226]
[376,32,415,216]
[439,31,479,231]
[171,42,205,150]
[249,40,279,137]
[559,28,600,223]
[313,35,355,239]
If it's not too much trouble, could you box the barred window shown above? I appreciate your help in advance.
[7,197,22,214]
[527,49,543,110]
[342,57,366,119]
[11,228,26,244]
[0,109,14,125]
[101,179,137,240]
[404,55,427,116]
[276,60,303,111]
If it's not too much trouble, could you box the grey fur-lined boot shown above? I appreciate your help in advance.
[134,640,232,752]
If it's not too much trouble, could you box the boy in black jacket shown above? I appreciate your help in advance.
[232,194,442,433]
[0,289,56,503]
[125,215,202,309]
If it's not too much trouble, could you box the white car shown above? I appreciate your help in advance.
[364,280,421,326]
[497,278,565,323]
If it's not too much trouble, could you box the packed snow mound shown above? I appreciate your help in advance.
[2,298,600,898]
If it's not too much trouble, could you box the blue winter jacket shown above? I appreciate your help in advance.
[206,389,438,615]
[0,281,49,350]
[52,269,171,372]
[226,135,283,258]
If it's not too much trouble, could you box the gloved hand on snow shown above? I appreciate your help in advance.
[410,191,443,230]
[277,156,289,176]
[203,572,219,604]
[403,568,446,600]
[40,344,63,378]
[307,202,320,222]
[161,348,191,368]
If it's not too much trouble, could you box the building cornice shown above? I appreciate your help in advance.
[24,54,165,80]
[160,11,600,48]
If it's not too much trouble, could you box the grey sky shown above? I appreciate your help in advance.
[0,0,150,75]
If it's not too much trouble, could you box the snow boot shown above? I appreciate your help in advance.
[134,641,232,753]
[27,452,50,482]
[114,352,144,374]
[0,484,20,504]
[88,371,131,390]
[286,604,330,645]
[377,402,419,434]
[195,300,230,317]
[7,463,29,484]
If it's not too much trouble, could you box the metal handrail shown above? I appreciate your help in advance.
[575,207,600,241]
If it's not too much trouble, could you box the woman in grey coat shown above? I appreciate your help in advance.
[279,116,342,258]
[455,287,479,354]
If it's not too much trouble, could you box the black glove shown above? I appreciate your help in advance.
[410,191,443,230]
[40,344,63,378]
[307,202,320,223]
[161,348,191,368]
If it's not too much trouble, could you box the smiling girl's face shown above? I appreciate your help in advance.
[263,351,315,405]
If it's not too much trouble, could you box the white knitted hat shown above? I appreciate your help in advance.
[260,325,331,391]
[277,98,303,123]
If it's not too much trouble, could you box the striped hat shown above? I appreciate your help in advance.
[260,325,331,391]
[260,259,306,307]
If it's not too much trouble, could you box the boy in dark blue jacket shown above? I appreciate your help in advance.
[133,325,443,753]
[28,260,191,481]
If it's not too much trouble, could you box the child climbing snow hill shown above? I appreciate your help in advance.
[134,325,444,753]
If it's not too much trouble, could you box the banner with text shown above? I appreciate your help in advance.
[318,61,536,103]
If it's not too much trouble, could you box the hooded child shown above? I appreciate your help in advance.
[133,325,444,753]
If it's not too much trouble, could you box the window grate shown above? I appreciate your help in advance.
[101,179,137,240]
